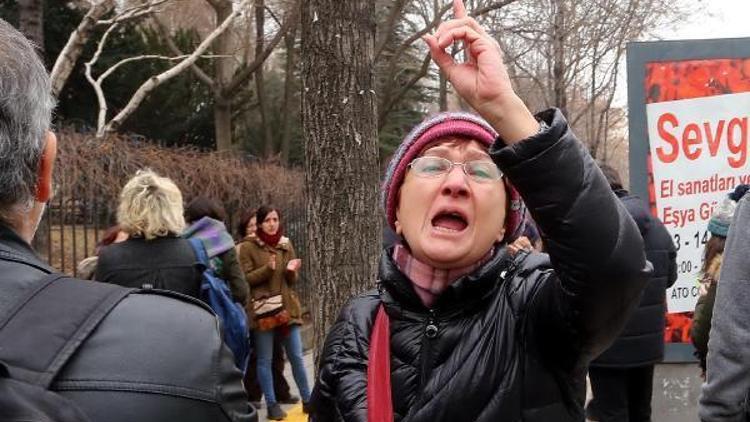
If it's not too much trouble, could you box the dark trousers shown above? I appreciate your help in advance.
[244,330,292,402]
[587,365,655,422]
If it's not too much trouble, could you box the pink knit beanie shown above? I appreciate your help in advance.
[381,111,526,242]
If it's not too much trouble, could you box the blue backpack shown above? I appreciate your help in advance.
[188,238,249,372]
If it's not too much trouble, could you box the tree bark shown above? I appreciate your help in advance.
[215,96,234,151]
[280,22,298,166]
[18,0,44,54]
[302,0,381,363]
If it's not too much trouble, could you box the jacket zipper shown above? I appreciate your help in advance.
[419,309,439,391]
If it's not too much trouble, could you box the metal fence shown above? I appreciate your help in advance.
[30,191,312,314]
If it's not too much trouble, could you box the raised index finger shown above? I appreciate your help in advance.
[453,0,467,19]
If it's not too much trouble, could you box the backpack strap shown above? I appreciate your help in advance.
[188,237,210,267]
[0,274,134,388]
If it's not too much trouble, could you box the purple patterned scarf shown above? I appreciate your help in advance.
[182,217,234,258]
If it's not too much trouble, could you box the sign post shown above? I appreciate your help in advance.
[628,38,750,361]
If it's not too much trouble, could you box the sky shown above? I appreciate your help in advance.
[655,1,750,41]
[614,1,750,107]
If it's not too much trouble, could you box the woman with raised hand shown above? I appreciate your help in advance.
[308,1,649,421]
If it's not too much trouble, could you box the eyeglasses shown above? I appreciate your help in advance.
[407,156,503,182]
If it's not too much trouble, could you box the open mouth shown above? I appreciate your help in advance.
[431,210,468,232]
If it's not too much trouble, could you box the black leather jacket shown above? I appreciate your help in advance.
[0,225,256,422]
[96,236,202,299]
[310,109,651,422]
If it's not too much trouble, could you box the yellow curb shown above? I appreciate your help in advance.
[281,404,308,422]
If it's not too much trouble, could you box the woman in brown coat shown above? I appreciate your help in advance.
[237,205,310,420]
[236,210,297,409]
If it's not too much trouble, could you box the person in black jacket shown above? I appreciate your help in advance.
[0,18,255,422]
[308,2,650,421]
[95,169,203,299]
[586,164,677,422]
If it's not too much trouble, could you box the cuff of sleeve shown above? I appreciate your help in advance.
[490,108,567,169]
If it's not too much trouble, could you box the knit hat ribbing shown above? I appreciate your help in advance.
[381,111,526,243]
[708,195,738,237]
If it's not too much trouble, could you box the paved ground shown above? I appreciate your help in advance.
[255,350,315,422]
[254,351,586,421]
[253,354,699,421]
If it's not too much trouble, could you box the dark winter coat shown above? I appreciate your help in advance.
[590,190,678,368]
[0,224,256,422]
[214,247,249,306]
[95,236,201,299]
[309,109,651,422]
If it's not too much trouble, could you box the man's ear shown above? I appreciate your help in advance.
[34,131,57,203]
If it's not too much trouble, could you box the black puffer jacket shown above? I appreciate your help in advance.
[310,109,651,422]
[95,236,201,299]
[0,224,256,422]
[590,190,677,368]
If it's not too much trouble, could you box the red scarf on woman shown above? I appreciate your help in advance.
[256,227,283,247]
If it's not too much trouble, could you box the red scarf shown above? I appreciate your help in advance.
[368,305,393,422]
[256,227,283,247]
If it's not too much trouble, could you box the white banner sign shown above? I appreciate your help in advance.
[647,92,750,313]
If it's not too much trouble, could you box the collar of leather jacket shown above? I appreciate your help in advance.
[378,245,514,316]
[0,223,55,273]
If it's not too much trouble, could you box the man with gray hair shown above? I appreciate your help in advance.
[0,18,256,422]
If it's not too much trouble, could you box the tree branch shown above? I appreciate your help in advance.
[471,0,520,18]
[374,0,409,60]
[222,0,299,96]
[50,0,115,96]
[85,20,121,135]
[151,13,217,91]
[378,52,432,129]
[101,0,248,136]
[96,0,170,25]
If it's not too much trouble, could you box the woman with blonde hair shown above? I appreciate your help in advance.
[95,169,202,298]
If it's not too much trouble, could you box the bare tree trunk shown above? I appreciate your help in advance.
[439,71,448,111]
[255,0,274,158]
[302,0,380,362]
[215,96,233,151]
[280,23,298,166]
[213,0,235,150]
[437,0,447,112]
[551,0,567,117]
[18,0,44,54]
